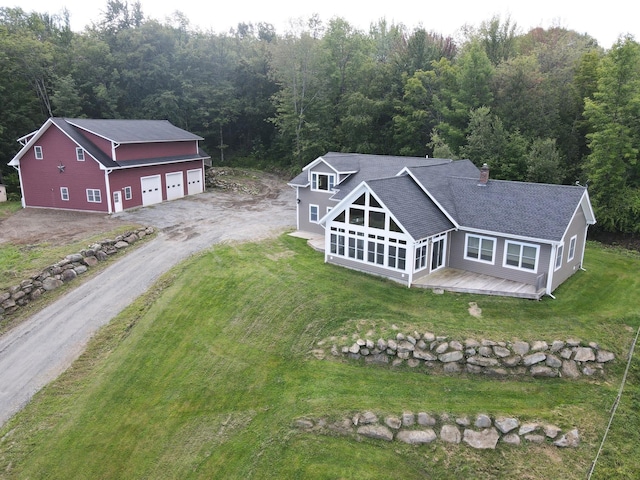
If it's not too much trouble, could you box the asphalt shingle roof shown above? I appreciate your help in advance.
[319,152,451,200]
[366,175,454,239]
[65,118,204,143]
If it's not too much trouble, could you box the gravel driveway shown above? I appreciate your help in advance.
[0,184,296,427]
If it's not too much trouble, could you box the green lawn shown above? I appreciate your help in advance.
[0,237,638,479]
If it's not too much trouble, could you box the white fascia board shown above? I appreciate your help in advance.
[404,168,460,228]
[8,118,55,166]
[557,189,596,244]
[318,181,369,225]
[366,187,416,242]
[460,226,560,246]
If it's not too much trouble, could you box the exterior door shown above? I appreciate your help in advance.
[187,168,203,195]
[141,175,162,206]
[431,235,446,272]
[165,171,185,201]
[113,190,123,213]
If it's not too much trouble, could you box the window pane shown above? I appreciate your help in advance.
[480,239,494,261]
[389,218,402,233]
[368,242,375,262]
[348,237,356,258]
[369,195,382,208]
[368,211,385,229]
[398,248,406,270]
[388,245,396,268]
[353,193,365,205]
[349,208,365,225]
[467,236,479,259]
[522,246,537,270]
[376,243,384,265]
[357,239,364,260]
[318,174,328,190]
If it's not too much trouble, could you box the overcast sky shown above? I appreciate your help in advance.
[4,0,637,49]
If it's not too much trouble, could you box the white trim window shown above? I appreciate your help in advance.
[415,241,428,271]
[555,244,564,270]
[311,172,335,192]
[464,234,496,264]
[124,186,132,200]
[309,204,319,223]
[34,145,43,159]
[504,240,539,272]
[60,187,69,201]
[86,189,102,203]
[568,235,577,261]
[76,147,85,161]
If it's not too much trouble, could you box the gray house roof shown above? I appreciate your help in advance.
[66,118,204,143]
[288,151,451,198]
[366,175,454,240]
[10,118,210,170]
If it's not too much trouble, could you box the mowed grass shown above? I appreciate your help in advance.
[0,236,638,479]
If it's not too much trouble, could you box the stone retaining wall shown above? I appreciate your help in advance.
[0,227,154,321]
[318,331,615,379]
[295,411,579,449]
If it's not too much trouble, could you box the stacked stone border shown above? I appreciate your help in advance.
[295,411,579,450]
[0,227,154,321]
[314,331,615,379]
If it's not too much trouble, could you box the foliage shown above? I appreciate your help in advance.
[1,3,640,232]
[0,237,639,478]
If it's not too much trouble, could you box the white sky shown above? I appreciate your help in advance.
[3,0,638,49]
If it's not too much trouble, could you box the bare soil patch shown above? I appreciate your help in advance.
[0,209,134,247]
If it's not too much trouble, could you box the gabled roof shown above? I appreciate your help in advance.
[288,151,451,196]
[315,153,594,244]
[366,175,454,240]
[66,118,203,143]
[9,118,209,170]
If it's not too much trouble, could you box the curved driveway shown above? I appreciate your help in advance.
[0,186,295,427]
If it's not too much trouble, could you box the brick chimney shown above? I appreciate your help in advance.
[478,163,489,186]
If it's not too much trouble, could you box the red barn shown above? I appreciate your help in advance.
[8,118,211,213]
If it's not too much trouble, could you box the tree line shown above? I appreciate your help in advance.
[1,1,639,233]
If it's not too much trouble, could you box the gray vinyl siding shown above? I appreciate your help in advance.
[296,163,339,234]
[448,230,551,287]
[550,207,588,291]
[327,255,411,285]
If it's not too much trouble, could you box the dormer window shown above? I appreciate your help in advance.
[76,147,85,161]
[311,172,335,192]
[34,146,43,159]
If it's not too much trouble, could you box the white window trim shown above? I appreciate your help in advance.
[464,233,496,265]
[309,204,319,223]
[86,188,102,203]
[124,186,132,200]
[503,240,540,273]
[34,145,43,159]
[310,172,336,192]
[568,235,577,262]
[60,187,69,201]
[555,244,564,271]
[76,147,85,161]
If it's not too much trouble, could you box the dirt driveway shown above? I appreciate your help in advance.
[0,176,296,427]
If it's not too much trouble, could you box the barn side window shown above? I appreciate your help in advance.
[34,146,43,159]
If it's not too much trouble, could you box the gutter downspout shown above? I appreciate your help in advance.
[545,244,557,298]
[12,164,25,208]
[104,169,113,214]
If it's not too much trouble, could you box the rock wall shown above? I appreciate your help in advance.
[295,411,580,449]
[0,227,154,321]
[319,331,615,379]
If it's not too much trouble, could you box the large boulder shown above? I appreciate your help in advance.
[440,425,461,444]
[463,428,500,449]
[396,429,437,444]
[357,425,393,441]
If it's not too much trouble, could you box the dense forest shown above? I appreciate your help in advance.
[1,1,639,233]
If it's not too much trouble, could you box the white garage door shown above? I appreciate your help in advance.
[165,172,184,201]
[187,168,203,195]
[141,175,162,206]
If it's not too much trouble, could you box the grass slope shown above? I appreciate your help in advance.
[0,237,638,479]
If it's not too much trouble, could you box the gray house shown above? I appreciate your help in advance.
[289,152,596,299]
